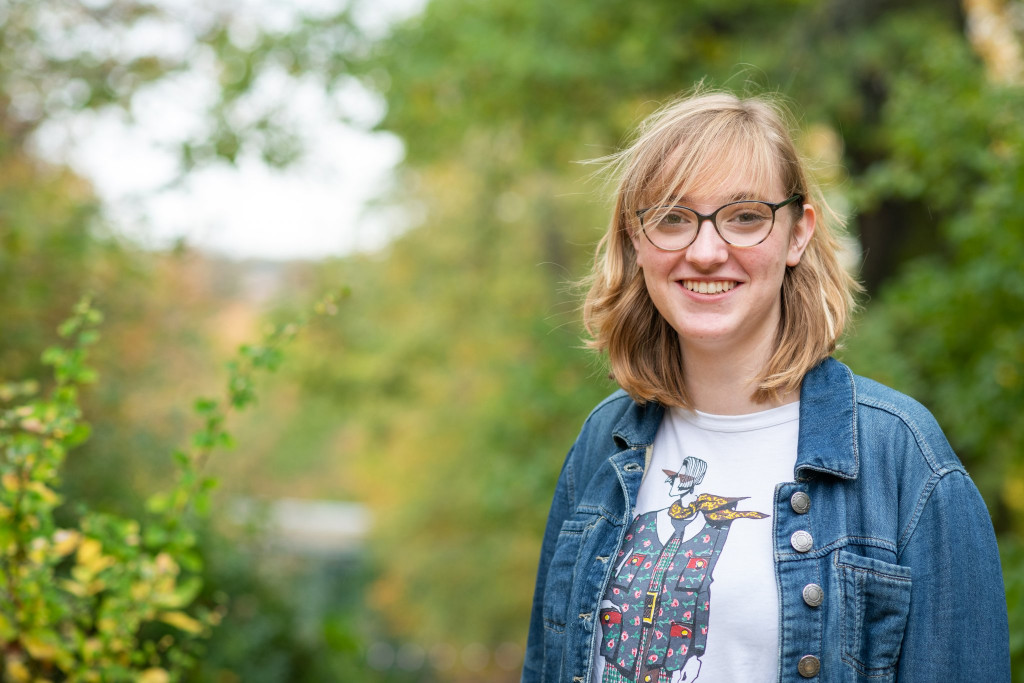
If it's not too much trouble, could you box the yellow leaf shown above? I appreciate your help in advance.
[139,669,170,683]
[21,633,59,660]
[0,611,13,639]
[64,569,104,593]
[1003,475,1024,512]
[2,472,20,492]
[6,657,30,683]
[59,578,88,597]
[83,637,101,662]
[154,552,179,576]
[77,538,101,565]
[52,529,81,557]
[27,540,46,565]
[75,538,115,576]
[25,481,60,504]
[158,611,204,634]
[152,576,201,610]
[131,579,151,601]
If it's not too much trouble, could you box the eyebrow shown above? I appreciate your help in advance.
[673,191,765,206]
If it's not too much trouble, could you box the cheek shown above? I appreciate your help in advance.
[640,267,662,303]
[637,247,679,276]
[739,248,790,284]
[639,259,676,302]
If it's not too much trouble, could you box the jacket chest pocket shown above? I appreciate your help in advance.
[542,517,594,631]
[835,551,912,681]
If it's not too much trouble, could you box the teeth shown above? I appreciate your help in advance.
[682,280,736,294]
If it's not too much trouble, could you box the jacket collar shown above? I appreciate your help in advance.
[609,357,860,480]
[611,398,664,449]
[795,357,859,480]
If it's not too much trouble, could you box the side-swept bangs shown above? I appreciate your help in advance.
[625,101,792,219]
[583,90,860,408]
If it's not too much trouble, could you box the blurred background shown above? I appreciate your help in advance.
[2,0,1022,680]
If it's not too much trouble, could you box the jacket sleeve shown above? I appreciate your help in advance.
[896,470,1010,681]
[522,445,576,683]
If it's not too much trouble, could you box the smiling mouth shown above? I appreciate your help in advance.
[681,280,737,294]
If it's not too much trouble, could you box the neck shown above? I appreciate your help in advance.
[680,332,796,415]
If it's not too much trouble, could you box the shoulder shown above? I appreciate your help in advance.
[815,363,992,559]
[572,388,662,455]
[560,389,662,501]
[578,389,635,434]
[851,372,962,475]
[567,390,635,469]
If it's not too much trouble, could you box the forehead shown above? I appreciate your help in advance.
[641,137,785,208]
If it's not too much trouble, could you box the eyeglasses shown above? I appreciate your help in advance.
[635,194,802,250]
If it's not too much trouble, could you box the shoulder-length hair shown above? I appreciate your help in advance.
[583,90,860,408]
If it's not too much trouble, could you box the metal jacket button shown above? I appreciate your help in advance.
[798,654,820,677]
[802,583,824,607]
[790,491,811,514]
[790,530,813,553]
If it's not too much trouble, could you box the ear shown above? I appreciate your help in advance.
[786,203,816,267]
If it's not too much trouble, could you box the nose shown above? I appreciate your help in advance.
[684,218,729,269]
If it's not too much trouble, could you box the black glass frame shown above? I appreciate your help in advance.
[635,194,802,250]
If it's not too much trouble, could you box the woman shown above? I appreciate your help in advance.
[522,91,1009,683]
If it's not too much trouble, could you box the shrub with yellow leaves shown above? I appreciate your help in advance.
[0,292,344,682]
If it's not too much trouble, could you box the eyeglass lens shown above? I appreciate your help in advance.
[643,201,776,249]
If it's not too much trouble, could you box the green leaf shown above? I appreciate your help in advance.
[146,493,169,515]
[57,318,81,338]
[193,398,219,416]
[65,423,92,448]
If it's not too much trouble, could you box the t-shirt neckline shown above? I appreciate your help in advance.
[671,401,800,433]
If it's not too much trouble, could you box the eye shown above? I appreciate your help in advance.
[721,202,773,228]
[655,208,696,231]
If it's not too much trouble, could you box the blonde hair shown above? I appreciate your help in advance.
[583,90,860,408]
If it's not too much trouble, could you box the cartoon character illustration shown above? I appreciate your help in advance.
[599,457,768,683]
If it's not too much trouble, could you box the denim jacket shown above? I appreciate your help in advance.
[523,358,1009,682]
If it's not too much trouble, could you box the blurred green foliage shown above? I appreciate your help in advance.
[0,299,213,682]
[0,294,346,681]
[1,0,1023,680]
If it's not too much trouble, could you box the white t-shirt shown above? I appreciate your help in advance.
[592,402,799,683]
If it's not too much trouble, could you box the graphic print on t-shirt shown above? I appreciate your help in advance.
[598,456,768,683]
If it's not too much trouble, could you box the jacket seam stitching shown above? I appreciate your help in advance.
[776,535,898,561]
[896,469,966,558]
[566,453,577,510]
[856,396,955,475]
[849,363,860,475]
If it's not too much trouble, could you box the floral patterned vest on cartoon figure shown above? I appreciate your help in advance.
[598,456,768,683]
